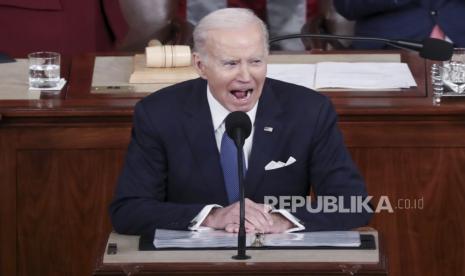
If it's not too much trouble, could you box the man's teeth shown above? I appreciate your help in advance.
[231,89,252,100]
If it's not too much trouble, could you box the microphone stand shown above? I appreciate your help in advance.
[269,33,453,61]
[269,33,420,51]
[231,128,250,260]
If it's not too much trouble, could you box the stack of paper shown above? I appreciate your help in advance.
[314,62,417,89]
[266,62,417,90]
[154,229,245,248]
[267,64,316,90]
[153,229,361,249]
[263,231,361,247]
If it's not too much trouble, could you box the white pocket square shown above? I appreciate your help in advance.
[264,156,296,171]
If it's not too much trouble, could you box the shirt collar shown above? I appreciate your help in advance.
[207,85,258,132]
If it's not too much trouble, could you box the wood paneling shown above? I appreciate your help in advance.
[349,148,465,276]
[95,261,388,276]
[17,127,131,149]
[0,129,17,276]
[17,149,125,276]
[341,121,465,147]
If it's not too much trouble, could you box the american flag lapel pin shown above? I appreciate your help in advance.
[264,126,273,133]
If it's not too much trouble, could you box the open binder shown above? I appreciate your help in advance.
[139,230,376,251]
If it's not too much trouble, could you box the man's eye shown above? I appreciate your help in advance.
[224,61,237,66]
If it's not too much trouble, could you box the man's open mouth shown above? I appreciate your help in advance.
[230,89,253,100]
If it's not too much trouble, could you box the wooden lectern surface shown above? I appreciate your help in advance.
[103,231,379,263]
[94,231,386,275]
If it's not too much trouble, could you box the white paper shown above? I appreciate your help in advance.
[154,229,243,248]
[266,62,416,90]
[153,229,361,248]
[267,64,316,89]
[315,62,417,89]
[263,231,361,247]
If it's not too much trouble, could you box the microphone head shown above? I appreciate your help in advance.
[225,111,252,146]
[420,38,453,61]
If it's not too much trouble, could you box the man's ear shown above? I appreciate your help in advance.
[192,53,208,80]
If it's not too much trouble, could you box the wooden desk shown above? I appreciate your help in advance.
[1,50,465,276]
[93,231,387,276]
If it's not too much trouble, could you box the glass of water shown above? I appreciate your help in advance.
[442,48,465,94]
[451,48,465,63]
[28,52,60,88]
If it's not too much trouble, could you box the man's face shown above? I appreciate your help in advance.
[193,23,267,112]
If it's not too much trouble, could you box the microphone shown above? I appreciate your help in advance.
[225,111,252,260]
[225,111,252,148]
[269,33,453,61]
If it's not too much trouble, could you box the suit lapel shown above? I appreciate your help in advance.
[245,79,284,198]
[181,79,229,205]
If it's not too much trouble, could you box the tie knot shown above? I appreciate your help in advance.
[430,25,445,40]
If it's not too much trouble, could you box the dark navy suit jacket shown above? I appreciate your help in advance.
[110,78,372,235]
[334,0,465,48]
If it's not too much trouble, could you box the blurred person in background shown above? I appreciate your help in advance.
[333,0,465,49]
[0,0,128,56]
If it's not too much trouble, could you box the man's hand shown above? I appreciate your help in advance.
[201,198,293,233]
[202,198,273,232]
[224,213,293,234]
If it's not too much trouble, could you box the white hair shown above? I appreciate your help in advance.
[193,8,269,57]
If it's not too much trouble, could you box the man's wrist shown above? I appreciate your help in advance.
[271,213,293,231]
[270,209,306,232]
[201,207,220,228]
[189,204,222,230]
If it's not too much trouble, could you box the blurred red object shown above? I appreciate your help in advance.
[0,0,128,56]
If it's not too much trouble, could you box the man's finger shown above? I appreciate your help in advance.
[245,201,273,226]
[245,209,272,232]
[224,223,237,233]
[243,199,274,225]
[250,203,274,225]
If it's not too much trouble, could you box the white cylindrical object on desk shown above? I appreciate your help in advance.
[145,45,191,68]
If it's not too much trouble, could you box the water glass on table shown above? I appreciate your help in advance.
[28,52,60,89]
[441,48,465,94]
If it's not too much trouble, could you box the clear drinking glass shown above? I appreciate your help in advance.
[451,48,465,63]
[28,52,60,88]
[442,48,465,93]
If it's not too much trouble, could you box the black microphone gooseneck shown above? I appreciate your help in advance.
[225,111,252,260]
[269,33,453,61]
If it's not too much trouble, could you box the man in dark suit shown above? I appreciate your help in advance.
[110,8,372,235]
[333,0,465,49]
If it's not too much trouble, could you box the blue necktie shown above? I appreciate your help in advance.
[220,131,246,204]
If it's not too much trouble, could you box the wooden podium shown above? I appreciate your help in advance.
[5,50,465,276]
[93,230,387,276]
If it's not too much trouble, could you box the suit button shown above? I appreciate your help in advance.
[431,10,437,16]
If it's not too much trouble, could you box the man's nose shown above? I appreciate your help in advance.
[237,64,251,82]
